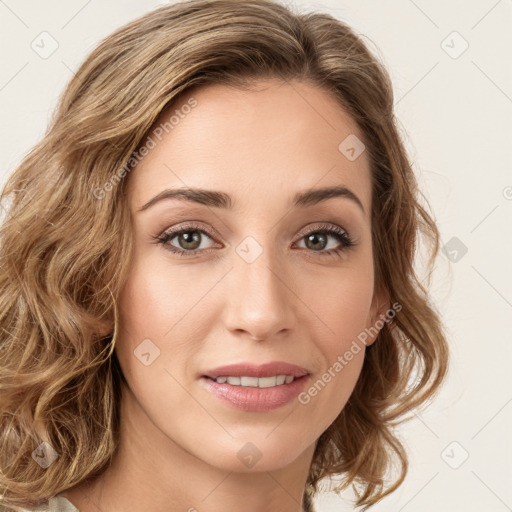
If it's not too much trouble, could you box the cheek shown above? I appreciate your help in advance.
[306,262,375,351]
[294,262,375,425]
[117,249,216,340]
[115,251,227,383]
[114,254,206,421]
[321,282,373,337]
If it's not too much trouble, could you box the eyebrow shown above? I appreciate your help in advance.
[137,185,365,214]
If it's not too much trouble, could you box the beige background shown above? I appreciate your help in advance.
[1,1,511,510]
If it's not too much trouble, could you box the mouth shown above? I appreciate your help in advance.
[199,372,311,413]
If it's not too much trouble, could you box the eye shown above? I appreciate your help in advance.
[294,223,355,258]
[153,222,218,257]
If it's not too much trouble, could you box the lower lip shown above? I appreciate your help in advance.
[200,375,310,412]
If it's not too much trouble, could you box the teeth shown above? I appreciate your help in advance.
[213,375,296,387]
[257,376,276,388]
[240,376,259,387]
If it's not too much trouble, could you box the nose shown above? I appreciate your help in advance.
[222,242,295,342]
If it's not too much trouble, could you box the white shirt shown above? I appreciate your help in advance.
[12,496,78,512]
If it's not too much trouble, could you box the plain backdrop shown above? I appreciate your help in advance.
[1,1,511,510]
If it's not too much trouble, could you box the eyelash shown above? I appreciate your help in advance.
[152,222,355,259]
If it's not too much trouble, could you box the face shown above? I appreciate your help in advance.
[116,78,387,473]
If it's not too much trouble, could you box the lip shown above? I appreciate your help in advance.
[199,361,311,412]
[200,375,310,411]
[201,361,310,379]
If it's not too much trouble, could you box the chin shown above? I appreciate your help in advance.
[194,430,313,473]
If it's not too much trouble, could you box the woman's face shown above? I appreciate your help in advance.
[117,78,387,473]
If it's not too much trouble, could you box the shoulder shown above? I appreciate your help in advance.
[1,496,78,512]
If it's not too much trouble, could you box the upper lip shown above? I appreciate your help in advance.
[202,361,310,379]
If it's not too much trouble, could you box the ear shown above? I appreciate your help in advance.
[364,285,391,347]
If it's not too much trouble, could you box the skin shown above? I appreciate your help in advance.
[62,78,388,512]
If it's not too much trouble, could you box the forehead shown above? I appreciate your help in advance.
[127,79,372,213]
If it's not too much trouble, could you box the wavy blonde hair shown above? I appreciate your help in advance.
[0,0,448,510]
